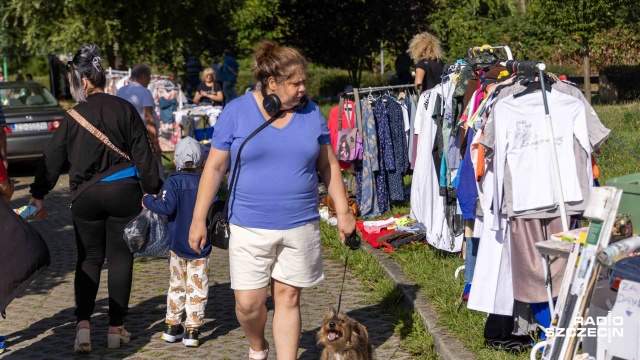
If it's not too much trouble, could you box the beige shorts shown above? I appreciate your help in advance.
[229,221,324,290]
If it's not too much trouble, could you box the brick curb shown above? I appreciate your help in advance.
[362,244,477,360]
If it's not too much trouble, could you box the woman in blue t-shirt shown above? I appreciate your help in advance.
[188,40,355,359]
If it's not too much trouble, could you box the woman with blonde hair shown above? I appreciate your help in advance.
[408,31,444,92]
[193,67,224,106]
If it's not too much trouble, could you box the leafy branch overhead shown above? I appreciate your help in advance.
[1,0,639,86]
[2,0,220,70]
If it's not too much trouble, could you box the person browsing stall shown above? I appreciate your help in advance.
[408,31,444,92]
[188,40,356,359]
[116,64,163,158]
[28,44,161,353]
[221,49,239,104]
[193,67,224,106]
[142,137,211,347]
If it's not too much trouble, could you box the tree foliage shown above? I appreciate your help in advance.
[1,0,638,85]
[530,0,633,101]
[533,0,629,40]
[1,0,222,71]
[427,0,518,60]
[276,0,434,86]
[227,0,283,58]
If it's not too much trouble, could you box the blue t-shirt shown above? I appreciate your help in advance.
[116,82,155,122]
[211,93,331,230]
[222,56,239,82]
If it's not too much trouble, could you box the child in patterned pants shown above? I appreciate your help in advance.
[142,137,212,347]
[165,251,209,346]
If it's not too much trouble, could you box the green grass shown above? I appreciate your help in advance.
[389,244,532,360]
[362,101,640,360]
[593,102,640,184]
[161,151,176,171]
[319,102,336,120]
[320,221,440,359]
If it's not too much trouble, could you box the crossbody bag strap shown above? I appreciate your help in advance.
[353,88,363,134]
[67,108,131,161]
[223,109,285,215]
[337,95,345,133]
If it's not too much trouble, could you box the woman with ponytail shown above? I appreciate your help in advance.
[29,43,161,353]
[189,41,355,359]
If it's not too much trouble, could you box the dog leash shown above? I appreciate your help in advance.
[336,231,361,314]
[336,251,349,314]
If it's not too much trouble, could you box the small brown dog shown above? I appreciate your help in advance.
[317,309,374,360]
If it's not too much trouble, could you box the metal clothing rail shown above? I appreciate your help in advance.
[468,45,514,61]
[343,83,417,96]
[107,67,131,77]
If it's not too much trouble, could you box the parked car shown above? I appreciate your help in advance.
[1,82,66,161]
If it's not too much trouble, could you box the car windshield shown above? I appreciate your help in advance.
[0,85,59,108]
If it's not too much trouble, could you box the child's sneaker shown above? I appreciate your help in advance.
[162,324,185,343]
[182,328,199,347]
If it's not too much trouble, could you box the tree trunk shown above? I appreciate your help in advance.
[348,56,364,88]
[582,36,591,103]
[520,0,526,14]
[106,45,116,70]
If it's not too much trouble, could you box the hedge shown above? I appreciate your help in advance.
[600,65,640,101]
[235,66,392,100]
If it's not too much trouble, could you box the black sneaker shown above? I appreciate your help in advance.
[162,324,184,343]
[182,328,200,347]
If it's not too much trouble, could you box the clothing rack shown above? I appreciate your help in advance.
[501,60,568,232]
[343,83,417,96]
[107,67,131,77]
[150,77,184,109]
[504,60,545,77]
[502,61,572,360]
[467,45,514,61]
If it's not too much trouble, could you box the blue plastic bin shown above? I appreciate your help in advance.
[194,126,214,142]
[610,257,640,290]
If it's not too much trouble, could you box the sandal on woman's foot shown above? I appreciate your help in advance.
[249,340,269,360]
[74,324,91,353]
[107,326,131,349]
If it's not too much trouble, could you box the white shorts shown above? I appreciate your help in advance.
[229,221,324,290]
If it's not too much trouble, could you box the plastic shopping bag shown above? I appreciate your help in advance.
[123,209,151,252]
[134,211,170,257]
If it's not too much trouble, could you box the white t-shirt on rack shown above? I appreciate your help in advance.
[493,89,590,212]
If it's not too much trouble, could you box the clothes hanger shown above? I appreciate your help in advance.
[512,74,553,98]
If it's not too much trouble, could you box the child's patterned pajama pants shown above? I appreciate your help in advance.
[166,251,210,329]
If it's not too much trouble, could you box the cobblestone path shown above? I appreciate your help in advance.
[1,170,414,359]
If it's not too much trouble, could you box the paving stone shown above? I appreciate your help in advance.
[2,172,418,359]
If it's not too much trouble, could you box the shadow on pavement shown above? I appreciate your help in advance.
[3,280,242,359]
[8,191,75,299]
